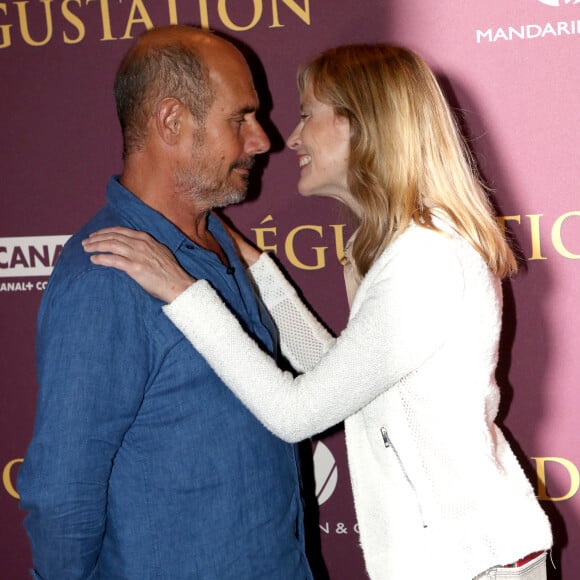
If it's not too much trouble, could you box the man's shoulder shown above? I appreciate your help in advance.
[46,205,137,293]
[55,207,117,265]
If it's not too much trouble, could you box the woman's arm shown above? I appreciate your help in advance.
[215,215,335,370]
[84,226,464,443]
[162,231,464,442]
[248,253,335,372]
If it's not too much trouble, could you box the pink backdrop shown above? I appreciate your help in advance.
[1,1,578,578]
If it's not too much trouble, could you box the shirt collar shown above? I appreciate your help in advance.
[105,176,231,255]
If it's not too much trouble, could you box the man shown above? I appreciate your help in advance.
[18,25,313,579]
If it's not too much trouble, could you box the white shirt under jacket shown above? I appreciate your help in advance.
[163,218,552,580]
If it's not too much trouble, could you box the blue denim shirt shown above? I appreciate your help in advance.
[18,177,313,580]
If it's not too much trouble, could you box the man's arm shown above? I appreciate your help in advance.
[18,269,149,579]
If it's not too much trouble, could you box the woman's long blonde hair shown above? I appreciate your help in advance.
[298,44,517,278]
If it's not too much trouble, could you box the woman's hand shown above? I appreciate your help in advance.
[82,227,195,303]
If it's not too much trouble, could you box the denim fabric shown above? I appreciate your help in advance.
[18,177,312,580]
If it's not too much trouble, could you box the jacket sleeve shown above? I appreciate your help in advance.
[248,253,335,372]
[18,269,149,580]
[163,233,465,443]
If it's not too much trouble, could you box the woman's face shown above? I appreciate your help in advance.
[286,85,356,211]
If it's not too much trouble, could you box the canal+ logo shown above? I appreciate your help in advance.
[0,235,69,279]
[537,0,580,5]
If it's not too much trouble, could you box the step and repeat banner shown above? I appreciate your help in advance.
[1,1,578,578]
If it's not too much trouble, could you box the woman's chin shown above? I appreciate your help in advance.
[297,184,326,199]
[297,185,314,198]
[297,187,349,206]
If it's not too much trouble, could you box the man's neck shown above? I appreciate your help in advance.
[119,168,229,266]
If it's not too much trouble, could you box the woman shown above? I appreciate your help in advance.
[83,45,552,579]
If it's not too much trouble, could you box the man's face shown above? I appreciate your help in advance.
[175,47,270,209]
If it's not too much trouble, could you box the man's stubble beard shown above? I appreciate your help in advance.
[176,171,248,210]
[174,142,252,209]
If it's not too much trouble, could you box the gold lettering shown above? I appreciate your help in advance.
[167,0,178,24]
[270,0,310,28]
[62,0,84,44]
[496,214,521,234]
[16,0,53,47]
[86,0,117,41]
[0,3,13,48]
[329,224,347,263]
[1,0,313,49]
[251,215,278,253]
[525,214,547,261]
[285,225,327,270]
[218,0,262,31]
[121,0,153,40]
[551,211,580,259]
[197,0,210,28]
[3,458,23,500]
[533,456,579,501]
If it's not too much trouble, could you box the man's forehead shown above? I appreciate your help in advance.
[209,65,259,105]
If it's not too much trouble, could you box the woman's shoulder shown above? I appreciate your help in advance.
[380,221,460,264]
[375,221,492,287]
[350,223,467,313]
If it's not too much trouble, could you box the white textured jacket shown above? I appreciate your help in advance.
[164,221,552,579]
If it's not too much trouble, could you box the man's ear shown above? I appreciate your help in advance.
[155,97,185,145]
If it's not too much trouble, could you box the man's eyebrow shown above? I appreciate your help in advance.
[235,105,258,116]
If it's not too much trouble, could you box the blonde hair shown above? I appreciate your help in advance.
[298,44,517,278]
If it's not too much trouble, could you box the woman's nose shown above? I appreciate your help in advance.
[286,124,301,150]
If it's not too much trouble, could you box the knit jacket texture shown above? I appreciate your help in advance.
[163,221,552,580]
